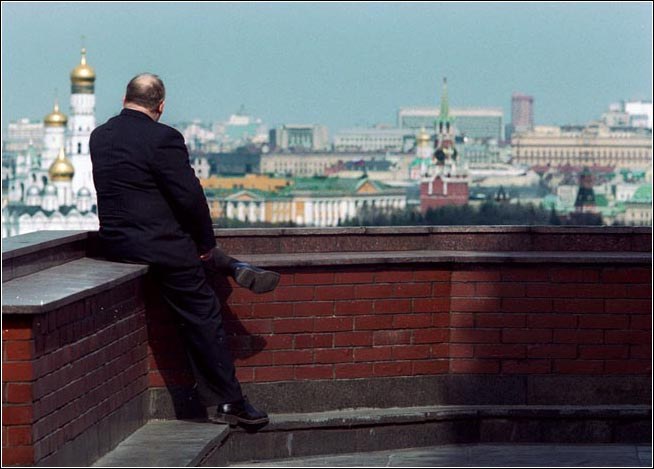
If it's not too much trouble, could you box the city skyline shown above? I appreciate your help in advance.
[2,2,652,135]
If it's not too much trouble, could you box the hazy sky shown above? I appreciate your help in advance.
[2,2,652,134]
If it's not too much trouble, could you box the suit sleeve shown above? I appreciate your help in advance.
[149,128,216,255]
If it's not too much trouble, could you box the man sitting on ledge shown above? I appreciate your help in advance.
[90,73,276,427]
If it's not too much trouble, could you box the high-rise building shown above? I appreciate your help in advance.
[269,125,329,152]
[511,93,534,133]
[398,107,503,142]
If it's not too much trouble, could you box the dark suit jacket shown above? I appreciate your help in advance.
[90,108,216,268]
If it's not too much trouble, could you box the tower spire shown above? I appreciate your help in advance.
[439,77,450,122]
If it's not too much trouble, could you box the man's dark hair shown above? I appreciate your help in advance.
[125,73,166,112]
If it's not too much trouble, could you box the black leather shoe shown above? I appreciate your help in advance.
[211,397,269,427]
[232,262,280,294]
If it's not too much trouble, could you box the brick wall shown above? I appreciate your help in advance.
[145,262,652,390]
[2,279,148,466]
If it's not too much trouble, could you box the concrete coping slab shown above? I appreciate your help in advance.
[257,405,652,433]
[238,250,652,268]
[3,257,148,315]
[1,230,89,261]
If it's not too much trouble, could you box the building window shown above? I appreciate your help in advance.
[77,143,82,154]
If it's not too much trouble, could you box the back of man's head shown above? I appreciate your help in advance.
[125,73,165,112]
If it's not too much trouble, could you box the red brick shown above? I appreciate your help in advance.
[413,298,450,313]
[414,270,451,281]
[314,285,355,301]
[554,360,604,374]
[313,348,353,364]
[334,271,375,284]
[605,299,652,315]
[373,361,412,377]
[432,313,449,327]
[373,330,411,346]
[235,351,274,367]
[604,360,651,374]
[451,313,474,327]
[579,345,629,360]
[2,446,34,466]
[550,268,600,283]
[432,283,451,297]
[501,268,549,282]
[579,315,629,330]
[528,314,577,329]
[431,343,450,358]
[630,315,651,330]
[374,270,414,282]
[334,331,373,347]
[264,334,295,350]
[354,315,394,330]
[392,345,430,360]
[272,318,313,334]
[451,298,500,312]
[294,272,335,285]
[602,267,651,283]
[5,383,33,403]
[294,302,334,317]
[294,365,333,380]
[626,284,652,298]
[353,347,393,362]
[474,344,525,359]
[527,344,577,358]
[393,314,432,329]
[452,269,501,282]
[630,345,652,359]
[502,328,552,344]
[6,426,32,446]
[605,330,651,345]
[502,298,552,313]
[413,328,448,344]
[451,328,500,344]
[355,284,394,299]
[451,283,476,296]
[273,286,315,302]
[412,360,449,375]
[294,334,333,349]
[313,317,353,332]
[450,359,499,374]
[273,350,313,365]
[476,283,526,298]
[449,344,474,358]
[254,366,294,382]
[236,367,254,383]
[553,329,603,344]
[552,299,604,314]
[2,362,33,382]
[476,313,526,328]
[502,360,551,374]
[335,363,373,379]
[3,341,33,361]
[374,299,411,314]
[393,283,432,298]
[334,300,371,316]
[2,405,33,425]
[234,319,273,334]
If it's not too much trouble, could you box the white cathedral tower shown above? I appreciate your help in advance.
[67,47,96,200]
[43,98,68,173]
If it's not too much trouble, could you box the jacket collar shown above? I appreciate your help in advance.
[120,108,155,121]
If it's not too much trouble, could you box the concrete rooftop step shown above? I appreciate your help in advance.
[92,420,229,467]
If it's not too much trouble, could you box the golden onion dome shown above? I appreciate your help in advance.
[416,128,431,145]
[70,48,96,85]
[49,147,75,182]
[44,100,68,127]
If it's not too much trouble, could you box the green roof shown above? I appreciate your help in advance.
[630,184,652,204]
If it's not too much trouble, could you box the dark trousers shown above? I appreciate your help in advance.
[151,260,244,406]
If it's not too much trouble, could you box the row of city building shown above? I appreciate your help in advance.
[2,48,652,237]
